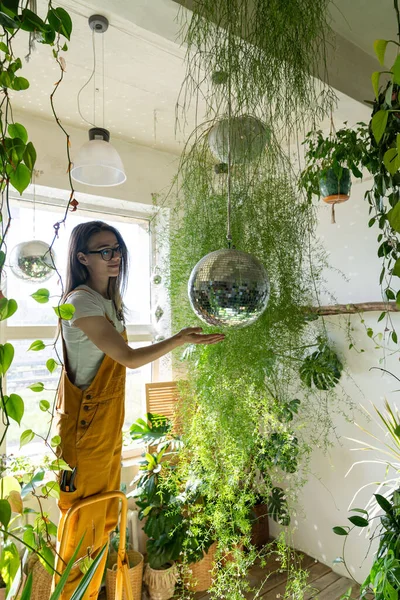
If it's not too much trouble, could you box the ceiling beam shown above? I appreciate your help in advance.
[171,0,380,108]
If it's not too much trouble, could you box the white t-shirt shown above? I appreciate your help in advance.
[62,285,124,389]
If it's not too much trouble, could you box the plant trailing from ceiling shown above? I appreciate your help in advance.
[177,0,336,138]
[155,132,349,597]
[155,1,347,596]
[0,2,85,595]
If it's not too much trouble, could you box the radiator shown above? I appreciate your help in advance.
[127,508,140,551]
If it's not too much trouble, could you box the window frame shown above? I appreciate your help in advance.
[0,185,167,459]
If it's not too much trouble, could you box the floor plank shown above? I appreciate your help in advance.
[317,576,358,600]
[103,550,358,600]
[260,561,332,599]
[244,553,317,598]
[303,571,342,600]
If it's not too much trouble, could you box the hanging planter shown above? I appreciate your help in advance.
[208,115,269,164]
[319,167,351,204]
[319,167,351,223]
[300,126,366,224]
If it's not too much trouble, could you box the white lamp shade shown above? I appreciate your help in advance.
[71,129,126,187]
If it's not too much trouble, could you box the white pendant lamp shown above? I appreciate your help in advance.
[71,15,126,187]
[71,127,126,187]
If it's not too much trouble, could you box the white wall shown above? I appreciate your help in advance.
[269,177,400,583]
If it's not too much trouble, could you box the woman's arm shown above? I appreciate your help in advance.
[72,316,225,369]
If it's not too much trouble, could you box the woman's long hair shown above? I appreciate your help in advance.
[62,221,129,318]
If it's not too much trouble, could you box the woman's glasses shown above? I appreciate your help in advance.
[86,245,122,262]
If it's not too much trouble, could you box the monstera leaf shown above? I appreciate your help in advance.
[268,487,290,526]
[299,340,343,390]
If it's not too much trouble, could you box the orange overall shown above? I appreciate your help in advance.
[55,297,127,600]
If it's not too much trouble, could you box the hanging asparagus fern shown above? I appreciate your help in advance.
[177,0,336,137]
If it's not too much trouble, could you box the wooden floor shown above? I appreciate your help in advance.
[194,551,359,600]
[99,550,359,599]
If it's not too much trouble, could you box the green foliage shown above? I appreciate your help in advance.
[53,303,75,320]
[129,415,213,569]
[301,5,400,313]
[129,413,172,446]
[299,338,343,390]
[179,0,335,134]
[157,125,346,596]
[335,490,400,600]
[300,126,366,203]
[31,288,50,304]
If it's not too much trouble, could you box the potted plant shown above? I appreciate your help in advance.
[333,391,400,599]
[299,126,367,222]
[132,448,180,600]
[129,414,216,596]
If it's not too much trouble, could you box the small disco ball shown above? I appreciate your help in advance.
[188,248,270,328]
[208,115,269,164]
[10,240,56,282]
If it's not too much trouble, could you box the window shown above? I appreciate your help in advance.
[2,187,164,458]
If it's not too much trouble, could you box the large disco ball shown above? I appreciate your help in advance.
[208,115,269,164]
[188,249,270,328]
[10,240,56,282]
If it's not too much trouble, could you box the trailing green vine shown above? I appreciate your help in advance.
[0,2,78,594]
[177,0,336,137]
[155,134,349,597]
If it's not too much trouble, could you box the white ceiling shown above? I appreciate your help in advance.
[329,0,398,63]
[9,0,398,155]
[10,0,196,155]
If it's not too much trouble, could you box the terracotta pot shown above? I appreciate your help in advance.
[143,562,178,600]
[221,542,244,566]
[250,503,270,548]
[0,587,6,600]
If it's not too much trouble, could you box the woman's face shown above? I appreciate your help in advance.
[77,230,121,280]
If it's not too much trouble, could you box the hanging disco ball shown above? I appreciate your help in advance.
[188,248,270,328]
[10,240,56,282]
[208,115,269,164]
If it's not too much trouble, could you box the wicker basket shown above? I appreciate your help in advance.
[106,550,144,600]
[143,562,178,600]
[186,542,217,592]
[29,558,52,600]
[250,503,270,548]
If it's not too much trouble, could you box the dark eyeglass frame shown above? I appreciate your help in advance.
[85,245,122,262]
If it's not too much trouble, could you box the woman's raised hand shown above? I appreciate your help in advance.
[175,327,225,345]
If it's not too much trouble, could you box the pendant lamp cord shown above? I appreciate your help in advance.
[77,29,97,128]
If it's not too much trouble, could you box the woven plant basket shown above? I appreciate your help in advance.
[251,503,270,548]
[106,550,144,600]
[29,557,52,600]
[143,562,178,600]
[186,542,217,592]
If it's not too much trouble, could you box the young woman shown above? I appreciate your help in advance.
[55,221,224,599]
